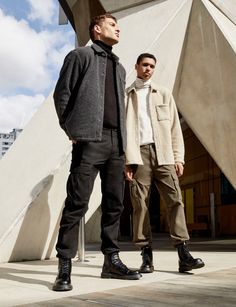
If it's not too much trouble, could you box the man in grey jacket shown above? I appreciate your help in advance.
[125,53,205,274]
[53,13,141,292]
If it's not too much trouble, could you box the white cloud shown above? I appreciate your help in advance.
[0,94,45,133]
[38,29,75,71]
[26,0,57,25]
[0,8,74,96]
[0,2,74,133]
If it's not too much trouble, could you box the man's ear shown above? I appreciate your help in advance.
[135,64,138,70]
[94,24,101,35]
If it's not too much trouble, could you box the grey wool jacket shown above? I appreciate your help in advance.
[54,43,127,152]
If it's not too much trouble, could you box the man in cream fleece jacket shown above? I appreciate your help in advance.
[125,53,205,274]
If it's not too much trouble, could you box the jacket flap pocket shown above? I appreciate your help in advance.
[155,105,170,121]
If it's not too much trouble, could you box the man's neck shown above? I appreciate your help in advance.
[135,77,151,89]
[94,40,112,54]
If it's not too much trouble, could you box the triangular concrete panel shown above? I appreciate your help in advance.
[100,0,155,13]
[209,0,236,25]
[203,0,236,52]
[0,95,71,261]
[176,0,236,188]
[114,0,192,89]
[0,94,101,262]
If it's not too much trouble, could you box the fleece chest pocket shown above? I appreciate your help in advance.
[155,105,170,121]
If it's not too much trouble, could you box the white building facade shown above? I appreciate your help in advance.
[0,129,22,159]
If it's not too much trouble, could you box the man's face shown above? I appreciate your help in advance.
[135,57,156,81]
[95,17,120,46]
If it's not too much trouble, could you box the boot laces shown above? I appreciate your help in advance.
[182,244,194,260]
[111,254,128,270]
[59,258,71,275]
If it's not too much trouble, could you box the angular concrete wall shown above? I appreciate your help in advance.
[0,94,69,262]
[114,0,192,89]
[176,0,236,188]
[0,94,101,262]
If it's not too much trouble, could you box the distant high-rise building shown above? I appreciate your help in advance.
[0,129,22,159]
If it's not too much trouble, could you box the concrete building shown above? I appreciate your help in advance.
[0,0,236,263]
[0,129,22,159]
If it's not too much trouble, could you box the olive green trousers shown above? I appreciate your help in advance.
[129,144,189,247]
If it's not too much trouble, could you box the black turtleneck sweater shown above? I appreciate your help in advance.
[94,40,119,129]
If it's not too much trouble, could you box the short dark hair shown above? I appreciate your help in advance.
[89,13,117,42]
[136,53,157,64]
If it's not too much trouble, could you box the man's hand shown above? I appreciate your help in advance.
[175,162,184,177]
[125,165,133,181]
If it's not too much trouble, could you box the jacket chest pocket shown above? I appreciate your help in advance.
[155,105,170,121]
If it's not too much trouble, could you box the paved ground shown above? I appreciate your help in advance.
[1,235,236,306]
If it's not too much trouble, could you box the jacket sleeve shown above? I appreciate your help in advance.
[169,93,185,164]
[53,50,80,131]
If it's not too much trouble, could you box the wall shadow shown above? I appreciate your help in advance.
[9,175,54,262]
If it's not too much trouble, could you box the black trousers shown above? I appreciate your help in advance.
[56,129,125,259]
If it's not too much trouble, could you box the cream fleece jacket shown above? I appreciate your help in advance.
[125,81,185,166]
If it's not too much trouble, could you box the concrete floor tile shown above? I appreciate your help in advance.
[1,237,236,306]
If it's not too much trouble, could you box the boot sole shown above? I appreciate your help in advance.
[52,284,73,291]
[101,272,141,280]
[140,267,154,273]
[179,262,205,273]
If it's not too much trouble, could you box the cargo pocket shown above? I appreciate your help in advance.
[170,173,182,202]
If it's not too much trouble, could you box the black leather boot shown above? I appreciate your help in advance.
[140,246,154,273]
[177,242,205,273]
[101,252,141,280]
[52,258,73,291]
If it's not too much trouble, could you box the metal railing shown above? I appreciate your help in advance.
[77,216,85,262]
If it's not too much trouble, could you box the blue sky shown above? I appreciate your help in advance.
[0,0,75,132]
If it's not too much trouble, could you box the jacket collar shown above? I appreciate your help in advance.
[91,43,119,62]
[126,80,158,94]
